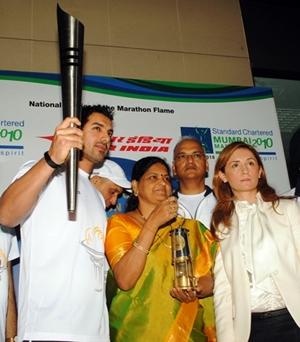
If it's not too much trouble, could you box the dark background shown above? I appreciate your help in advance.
[239,0,300,189]
[240,0,300,80]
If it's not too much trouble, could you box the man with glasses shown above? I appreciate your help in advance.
[172,137,216,229]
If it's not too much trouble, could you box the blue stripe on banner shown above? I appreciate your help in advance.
[259,152,277,155]
[0,145,24,149]
[0,70,273,101]
[0,70,60,81]
[84,75,272,100]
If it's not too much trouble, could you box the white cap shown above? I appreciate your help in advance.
[91,159,131,189]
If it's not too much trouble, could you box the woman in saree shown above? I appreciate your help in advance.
[105,156,218,342]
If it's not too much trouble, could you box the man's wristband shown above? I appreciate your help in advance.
[44,151,63,169]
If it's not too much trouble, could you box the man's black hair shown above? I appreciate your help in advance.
[81,105,114,127]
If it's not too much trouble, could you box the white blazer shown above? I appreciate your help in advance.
[213,197,300,342]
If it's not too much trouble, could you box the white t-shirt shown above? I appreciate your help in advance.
[177,189,216,229]
[16,161,109,342]
[177,192,205,217]
[0,227,19,341]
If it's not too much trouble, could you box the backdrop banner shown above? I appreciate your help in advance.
[0,70,290,196]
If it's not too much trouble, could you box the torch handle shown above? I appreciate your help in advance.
[57,4,84,219]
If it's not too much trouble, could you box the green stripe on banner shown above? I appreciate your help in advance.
[0,74,59,86]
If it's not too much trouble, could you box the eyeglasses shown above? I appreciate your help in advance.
[174,152,205,162]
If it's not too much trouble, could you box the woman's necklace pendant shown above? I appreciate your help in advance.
[136,207,147,221]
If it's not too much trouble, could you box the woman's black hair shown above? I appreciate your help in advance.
[126,156,171,212]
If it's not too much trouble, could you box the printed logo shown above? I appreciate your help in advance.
[81,226,105,292]
[180,126,277,161]
[180,127,214,154]
[0,120,25,157]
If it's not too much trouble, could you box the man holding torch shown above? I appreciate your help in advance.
[0,104,113,342]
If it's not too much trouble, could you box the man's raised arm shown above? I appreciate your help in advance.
[0,117,82,227]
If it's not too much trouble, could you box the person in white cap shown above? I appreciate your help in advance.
[90,159,131,210]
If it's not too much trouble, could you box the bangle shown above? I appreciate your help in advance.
[132,240,149,255]
[5,338,16,342]
[44,151,63,169]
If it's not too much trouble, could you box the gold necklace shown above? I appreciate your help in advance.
[136,207,148,221]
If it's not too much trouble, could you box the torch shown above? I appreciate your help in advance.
[170,226,196,290]
[57,4,84,219]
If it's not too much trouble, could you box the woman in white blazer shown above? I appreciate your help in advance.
[211,141,300,342]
